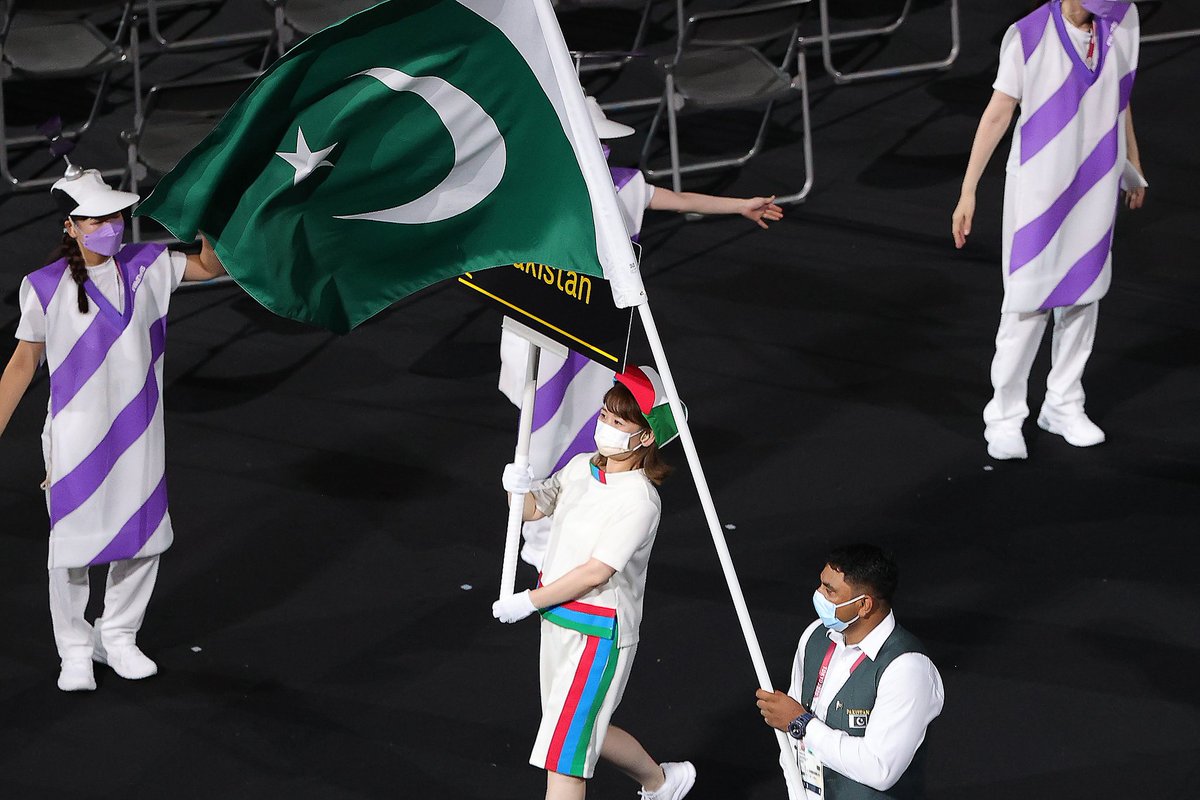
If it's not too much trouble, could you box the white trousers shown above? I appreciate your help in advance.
[48,554,160,661]
[983,302,1099,436]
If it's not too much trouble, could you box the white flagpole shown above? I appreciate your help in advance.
[499,339,541,599]
[637,300,806,797]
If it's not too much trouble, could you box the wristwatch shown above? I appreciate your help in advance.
[787,712,815,740]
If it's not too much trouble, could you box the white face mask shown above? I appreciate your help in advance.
[594,418,643,457]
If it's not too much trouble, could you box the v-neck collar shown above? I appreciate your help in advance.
[1052,1,1107,84]
[82,256,132,325]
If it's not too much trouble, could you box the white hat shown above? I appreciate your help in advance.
[51,168,140,218]
[585,96,635,140]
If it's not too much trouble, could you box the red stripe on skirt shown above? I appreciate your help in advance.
[545,634,600,770]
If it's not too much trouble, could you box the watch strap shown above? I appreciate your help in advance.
[787,711,815,740]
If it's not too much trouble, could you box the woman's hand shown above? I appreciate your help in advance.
[1125,187,1146,210]
[183,235,227,282]
[740,196,784,229]
[952,193,976,249]
[492,590,538,624]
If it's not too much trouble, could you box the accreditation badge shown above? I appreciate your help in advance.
[800,746,825,796]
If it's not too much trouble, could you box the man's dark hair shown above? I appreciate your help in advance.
[827,544,899,604]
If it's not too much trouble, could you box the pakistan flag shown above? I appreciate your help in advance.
[136,0,642,333]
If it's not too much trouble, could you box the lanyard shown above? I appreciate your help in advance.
[811,641,868,707]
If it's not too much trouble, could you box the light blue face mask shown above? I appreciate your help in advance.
[812,590,866,632]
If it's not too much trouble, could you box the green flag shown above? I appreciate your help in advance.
[136,0,642,333]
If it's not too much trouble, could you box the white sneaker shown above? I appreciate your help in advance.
[639,761,696,800]
[58,658,96,692]
[986,431,1027,460]
[1037,411,1105,447]
[93,636,158,680]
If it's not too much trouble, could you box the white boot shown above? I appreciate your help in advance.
[93,619,157,680]
[58,658,96,692]
[1037,410,1105,447]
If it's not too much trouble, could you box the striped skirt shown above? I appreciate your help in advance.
[530,617,636,778]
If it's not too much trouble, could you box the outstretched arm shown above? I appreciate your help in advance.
[952,91,1018,249]
[183,235,226,282]
[0,340,45,438]
[649,188,784,229]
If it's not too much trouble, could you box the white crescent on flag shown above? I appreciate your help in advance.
[334,67,507,224]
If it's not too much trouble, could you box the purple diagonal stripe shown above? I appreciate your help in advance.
[1020,74,1087,165]
[1112,2,1132,25]
[1119,69,1135,110]
[1010,122,1119,274]
[87,475,168,566]
[116,242,167,287]
[50,309,135,417]
[27,260,68,313]
[1016,3,1051,62]
[551,409,602,475]
[49,315,168,527]
[1039,226,1114,309]
[610,167,640,192]
[532,351,592,432]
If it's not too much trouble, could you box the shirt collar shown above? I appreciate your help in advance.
[827,610,896,661]
[590,459,646,485]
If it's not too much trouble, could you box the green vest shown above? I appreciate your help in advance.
[800,622,929,800]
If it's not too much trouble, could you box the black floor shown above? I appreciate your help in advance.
[2,2,1198,798]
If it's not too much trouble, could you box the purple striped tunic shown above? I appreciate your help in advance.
[18,243,185,568]
[995,1,1140,312]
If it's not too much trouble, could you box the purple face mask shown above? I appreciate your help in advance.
[80,219,124,257]
[1080,0,1121,19]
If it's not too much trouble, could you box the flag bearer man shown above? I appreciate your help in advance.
[755,545,944,799]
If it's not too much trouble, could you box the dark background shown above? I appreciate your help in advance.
[1,1,1197,797]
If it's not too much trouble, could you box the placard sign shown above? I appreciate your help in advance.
[458,263,632,370]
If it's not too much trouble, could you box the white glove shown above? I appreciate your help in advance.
[492,590,538,623]
[502,462,534,494]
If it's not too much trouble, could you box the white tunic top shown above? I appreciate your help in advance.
[993,1,1139,312]
[16,244,187,568]
[532,453,661,647]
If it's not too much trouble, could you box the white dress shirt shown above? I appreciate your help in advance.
[784,612,944,795]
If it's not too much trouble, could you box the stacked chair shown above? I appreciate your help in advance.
[801,0,960,85]
[637,0,813,202]
[0,0,137,190]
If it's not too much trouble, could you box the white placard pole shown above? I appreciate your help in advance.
[499,338,540,599]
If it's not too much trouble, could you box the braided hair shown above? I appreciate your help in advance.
[50,188,91,313]
[56,223,91,313]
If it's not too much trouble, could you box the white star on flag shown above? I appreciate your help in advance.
[276,127,337,186]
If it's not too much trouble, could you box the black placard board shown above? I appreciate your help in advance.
[458,263,632,370]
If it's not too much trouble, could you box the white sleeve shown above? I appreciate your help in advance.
[615,171,652,238]
[167,250,188,293]
[993,25,1024,101]
[1125,2,1140,74]
[804,653,945,791]
[15,277,47,343]
[530,457,575,517]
